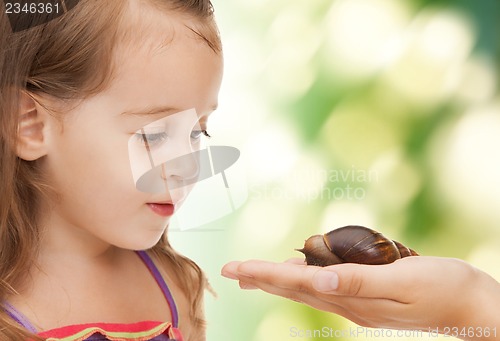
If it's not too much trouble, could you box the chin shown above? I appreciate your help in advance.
[117,230,165,251]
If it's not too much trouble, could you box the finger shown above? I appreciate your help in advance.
[236,275,365,324]
[313,258,418,300]
[236,260,322,293]
[237,274,394,328]
[289,293,372,327]
[229,258,418,301]
[300,295,371,328]
[239,281,258,290]
[221,261,243,280]
[285,258,307,265]
[305,296,405,330]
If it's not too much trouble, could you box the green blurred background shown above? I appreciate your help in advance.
[170,0,500,340]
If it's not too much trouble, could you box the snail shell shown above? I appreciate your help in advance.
[297,225,418,267]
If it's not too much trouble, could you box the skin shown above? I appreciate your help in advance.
[222,257,500,340]
[11,3,223,339]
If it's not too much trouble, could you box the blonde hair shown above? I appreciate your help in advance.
[0,0,221,339]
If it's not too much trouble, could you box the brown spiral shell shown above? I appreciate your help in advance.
[296,225,419,267]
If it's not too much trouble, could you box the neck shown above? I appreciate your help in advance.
[37,207,122,265]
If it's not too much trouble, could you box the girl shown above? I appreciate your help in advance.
[0,0,223,340]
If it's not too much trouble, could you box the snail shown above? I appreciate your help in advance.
[297,225,419,267]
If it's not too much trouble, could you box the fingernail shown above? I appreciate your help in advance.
[221,270,239,280]
[313,271,339,292]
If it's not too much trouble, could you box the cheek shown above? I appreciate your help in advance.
[47,131,139,206]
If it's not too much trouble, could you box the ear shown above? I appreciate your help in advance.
[16,91,49,161]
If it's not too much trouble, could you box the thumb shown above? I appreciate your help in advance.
[312,262,405,298]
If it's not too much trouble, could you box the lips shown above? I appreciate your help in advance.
[147,203,175,217]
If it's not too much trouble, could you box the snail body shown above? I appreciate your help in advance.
[297,225,418,267]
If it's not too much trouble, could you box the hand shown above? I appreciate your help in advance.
[222,256,500,340]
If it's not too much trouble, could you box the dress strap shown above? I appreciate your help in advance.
[136,251,179,328]
[4,301,38,333]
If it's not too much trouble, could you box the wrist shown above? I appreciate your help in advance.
[455,266,500,341]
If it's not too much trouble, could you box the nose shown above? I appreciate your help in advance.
[161,151,200,184]
[158,129,205,190]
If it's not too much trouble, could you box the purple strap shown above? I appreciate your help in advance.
[136,251,179,328]
[4,301,38,333]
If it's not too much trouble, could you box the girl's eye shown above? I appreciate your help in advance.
[135,132,168,149]
[191,130,211,140]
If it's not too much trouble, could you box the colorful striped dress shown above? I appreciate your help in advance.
[5,251,184,341]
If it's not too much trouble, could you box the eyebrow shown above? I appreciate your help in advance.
[120,106,183,117]
[120,105,219,117]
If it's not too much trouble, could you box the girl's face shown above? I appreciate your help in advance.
[40,12,223,251]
